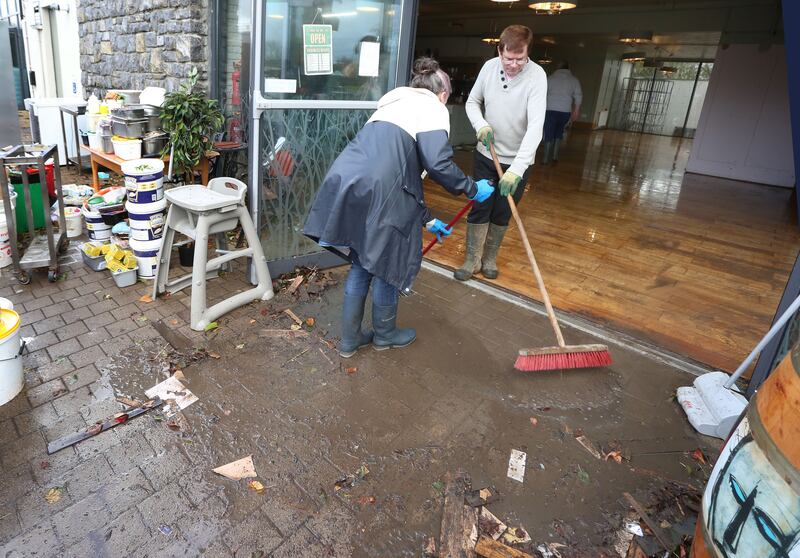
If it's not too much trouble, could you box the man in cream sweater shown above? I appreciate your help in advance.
[455,25,547,281]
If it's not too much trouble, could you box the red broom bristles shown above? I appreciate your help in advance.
[514,349,613,372]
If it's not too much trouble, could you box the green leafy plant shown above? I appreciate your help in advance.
[160,67,224,180]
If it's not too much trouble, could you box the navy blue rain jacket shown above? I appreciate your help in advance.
[303,87,477,291]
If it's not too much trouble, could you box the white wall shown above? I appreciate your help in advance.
[686,44,794,188]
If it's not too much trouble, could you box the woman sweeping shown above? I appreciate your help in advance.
[304,57,494,357]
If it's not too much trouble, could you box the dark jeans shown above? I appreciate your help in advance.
[543,110,571,141]
[344,251,398,306]
[467,151,531,226]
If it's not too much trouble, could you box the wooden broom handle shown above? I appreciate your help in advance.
[489,144,566,348]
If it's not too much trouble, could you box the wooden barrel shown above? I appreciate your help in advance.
[691,346,800,557]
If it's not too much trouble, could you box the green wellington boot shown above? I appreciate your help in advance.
[541,141,554,165]
[552,139,562,163]
[480,224,508,279]
[338,294,373,358]
[372,302,416,351]
[454,222,489,281]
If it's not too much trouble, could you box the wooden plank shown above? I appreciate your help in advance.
[623,492,672,552]
[152,319,194,352]
[475,536,534,558]
[439,471,478,558]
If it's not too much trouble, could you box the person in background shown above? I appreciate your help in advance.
[304,58,494,358]
[456,25,547,282]
[542,60,582,164]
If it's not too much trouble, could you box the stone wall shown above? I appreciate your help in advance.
[77,0,210,95]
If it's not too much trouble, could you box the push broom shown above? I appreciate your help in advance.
[488,144,612,372]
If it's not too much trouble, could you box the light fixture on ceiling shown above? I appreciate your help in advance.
[482,37,500,44]
[621,51,646,62]
[535,49,553,64]
[528,2,576,14]
[540,36,557,45]
[618,30,653,44]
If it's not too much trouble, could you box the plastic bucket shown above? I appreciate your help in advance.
[0,309,24,406]
[126,198,167,240]
[87,131,103,150]
[129,237,162,279]
[112,138,142,161]
[82,205,112,241]
[0,213,12,268]
[122,159,165,204]
[64,207,83,238]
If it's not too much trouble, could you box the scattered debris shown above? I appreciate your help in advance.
[358,495,376,505]
[286,275,305,294]
[284,309,303,326]
[476,535,533,557]
[423,536,437,557]
[305,317,315,327]
[249,319,257,324]
[334,464,370,491]
[208,352,221,359]
[116,396,142,408]
[432,480,445,498]
[204,321,219,332]
[575,434,603,460]
[318,347,333,365]
[501,525,531,545]
[44,487,63,504]
[507,449,526,483]
[577,466,590,485]
[145,376,198,412]
[258,329,309,339]
[152,320,193,351]
[159,525,173,536]
[623,492,672,552]
[235,344,245,350]
[39,461,50,470]
[604,450,623,463]
[529,417,538,428]
[689,449,706,465]
[260,308,269,316]
[172,370,186,382]
[478,507,507,540]
[139,294,153,303]
[439,471,479,558]
[47,398,163,454]
[536,543,566,558]
[248,480,266,494]
[466,486,499,507]
[213,455,257,480]
[345,366,358,375]
[625,521,644,537]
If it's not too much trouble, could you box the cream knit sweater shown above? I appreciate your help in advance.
[465,57,547,176]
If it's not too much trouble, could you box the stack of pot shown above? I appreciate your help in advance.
[122,159,167,280]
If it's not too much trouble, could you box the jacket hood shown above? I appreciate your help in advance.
[377,86,439,109]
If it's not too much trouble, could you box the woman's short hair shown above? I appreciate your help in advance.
[499,25,533,53]
[410,57,451,97]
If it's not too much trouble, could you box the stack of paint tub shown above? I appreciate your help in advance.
[82,187,126,242]
[122,159,167,280]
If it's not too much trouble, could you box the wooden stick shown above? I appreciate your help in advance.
[623,492,673,552]
[439,471,478,558]
[475,536,534,558]
[488,144,566,348]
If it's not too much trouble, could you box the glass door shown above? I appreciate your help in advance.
[249,0,414,274]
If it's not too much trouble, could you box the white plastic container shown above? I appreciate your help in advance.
[64,206,83,238]
[126,197,167,240]
[82,205,112,241]
[112,138,142,161]
[0,309,24,407]
[87,130,103,150]
[0,211,13,269]
[121,159,165,204]
[129,237,163,279]
[0,298,12,310]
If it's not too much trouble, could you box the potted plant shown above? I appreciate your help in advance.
[160,67,225,182]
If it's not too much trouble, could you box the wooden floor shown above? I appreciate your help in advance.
[423,130,800,371]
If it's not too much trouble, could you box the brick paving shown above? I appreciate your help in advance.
[0,239,716,556]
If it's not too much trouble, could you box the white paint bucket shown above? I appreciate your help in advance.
[82,205,112,241]
[0,213,12,269]
[129,237,163,279]
[0,309,24,407]
[126,198,167,241]
[64,207,83,238]
[0,298,12,310]
[122,159,165,204]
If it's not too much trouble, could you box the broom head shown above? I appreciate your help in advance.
[515,344,612,372]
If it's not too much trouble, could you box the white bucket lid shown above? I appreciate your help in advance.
[0,297,13,311]
[121,159,165,176]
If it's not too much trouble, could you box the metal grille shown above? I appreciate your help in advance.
[618,77,674,134]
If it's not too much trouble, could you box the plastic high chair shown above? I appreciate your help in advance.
[152,177,274,331]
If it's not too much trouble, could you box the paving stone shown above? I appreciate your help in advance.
[63,364,101,392]
[0,463,35,506]
[0,393,31,420]
[22,347,52,369]
[50,288,79,304]
[51,386,93,418]
[88,298,119,315]
[27,378,68,407]
[0,417,19,445]
[46,337,83,360]
[62,305,93,325]
[0,501,21,542]
[105,317,139,337]
[173,494,231,553]
[42,300,73,319]
[96,466,154,518]
[136,482,193,533]
[37,357,76,382]
[176,467,224,507]
[62,454,114,501]
[23,330,59,353]
[42,413,87,444]
[222,505,284,556]
[105,431,155,475]
[20,307,44,326]
[13,401,60,436]
[129,324,161,343]
[73,427,122,461]
[0,518,63,558]
[87,310,116,329]
[68,344,106,369]
[16,481,74,530]
[53,320,89,343]
[76,281,104,296]
[97,332,133,354]
[80,396,123,425]
[32,314,66,335]
[31,446,81,486]
[65,507,149,557]
[0,429,46,470]
[111,303,140,321]
[270,526,329,558]
[140,446,191,491]
[70,293,99,310]
[51,492,110,547]
[22,294,53,312]
[76,326,108,349]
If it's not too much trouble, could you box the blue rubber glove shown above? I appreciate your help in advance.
[426,219,452,243]
[470,179,494,203]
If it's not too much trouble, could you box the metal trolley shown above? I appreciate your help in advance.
[0,144,69,284]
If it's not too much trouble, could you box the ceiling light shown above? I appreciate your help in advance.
[528,2,576,14]
[482,37,500,44]
[536,54,553,64]
[618,30,653,44]
[321,11,357,18]
[540,36,557,45]
[621,51,646,62]
[356,5,380,12]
